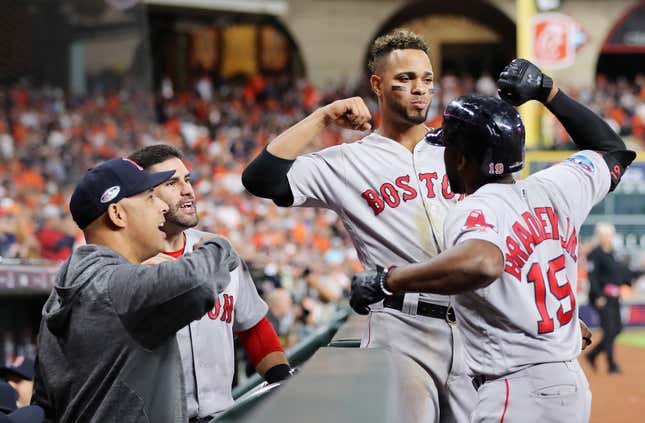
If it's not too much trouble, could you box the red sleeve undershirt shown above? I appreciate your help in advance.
[236,316,284,368]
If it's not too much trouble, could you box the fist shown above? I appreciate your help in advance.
[350,266,386,315]
[497,58,553,106]
[321,97,372,131]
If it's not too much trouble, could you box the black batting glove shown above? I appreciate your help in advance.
[350,266,393,315]
[497,58,554,106]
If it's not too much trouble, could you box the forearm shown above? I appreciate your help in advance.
[255,351,290,378]
[238,316,288,381]
[242,108,330,204]
[546,88,626,152]
[266,108,328,159]
[388,261,493,295]
[387,240,503,295]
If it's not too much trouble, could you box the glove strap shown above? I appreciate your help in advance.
[539,74,554,103]
[380,265,396,296]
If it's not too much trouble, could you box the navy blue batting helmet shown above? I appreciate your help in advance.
[426,95,525,177]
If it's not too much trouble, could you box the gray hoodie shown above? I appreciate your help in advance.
[32,238,238,423]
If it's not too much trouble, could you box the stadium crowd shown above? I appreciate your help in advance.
[1,71,644,365]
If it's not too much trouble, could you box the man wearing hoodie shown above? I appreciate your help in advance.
[31,157,239,423]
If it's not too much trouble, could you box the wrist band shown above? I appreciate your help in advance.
[265,364,292,384]
[380,266,396,296]
[540,74,554,103]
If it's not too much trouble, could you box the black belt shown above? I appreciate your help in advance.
[383,295,456,322]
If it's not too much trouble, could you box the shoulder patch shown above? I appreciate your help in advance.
[567,154,595,174]
[463,209,496,232]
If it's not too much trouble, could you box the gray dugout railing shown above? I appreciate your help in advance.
[217,309,428,422]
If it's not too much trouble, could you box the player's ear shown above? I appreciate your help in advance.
[370,74,382,96]
[106,202,127,229]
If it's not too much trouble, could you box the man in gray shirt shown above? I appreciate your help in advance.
[31,157,239,423]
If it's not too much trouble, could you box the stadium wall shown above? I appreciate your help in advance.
[279,0,639,87]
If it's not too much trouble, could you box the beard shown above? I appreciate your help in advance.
[388,96,429,125]
[165,203,199,229]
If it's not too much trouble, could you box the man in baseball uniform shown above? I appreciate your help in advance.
[243,29,475,422]
[350,59,636,422]
[129,145,291,422]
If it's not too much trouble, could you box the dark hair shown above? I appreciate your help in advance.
[367,29,430,75]
[128,144,182,170]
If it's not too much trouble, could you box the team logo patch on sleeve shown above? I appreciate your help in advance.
[463,210,496,232]
[567,154,595,174]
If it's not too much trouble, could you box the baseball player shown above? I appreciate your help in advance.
[129,145,291,422]
[243,29,475,422]
[350,59,636,422]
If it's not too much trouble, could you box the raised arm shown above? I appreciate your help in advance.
[242,97,371,205]
[497,58,636,190]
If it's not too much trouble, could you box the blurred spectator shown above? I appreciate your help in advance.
[475,73,497,96]
[585,223,632,374]
[265,288,296,347]
[35,206,75,261]
[0,209,19,259]
[0,380,43,422]
[0,356,35,407]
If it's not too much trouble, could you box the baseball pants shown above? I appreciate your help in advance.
[470,360,591,423]
[361,307,477,423]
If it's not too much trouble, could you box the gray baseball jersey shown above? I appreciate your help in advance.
[177,228,268,418]
[288,132,464,304]
[444,150,609,379]
[287,133,476,423]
